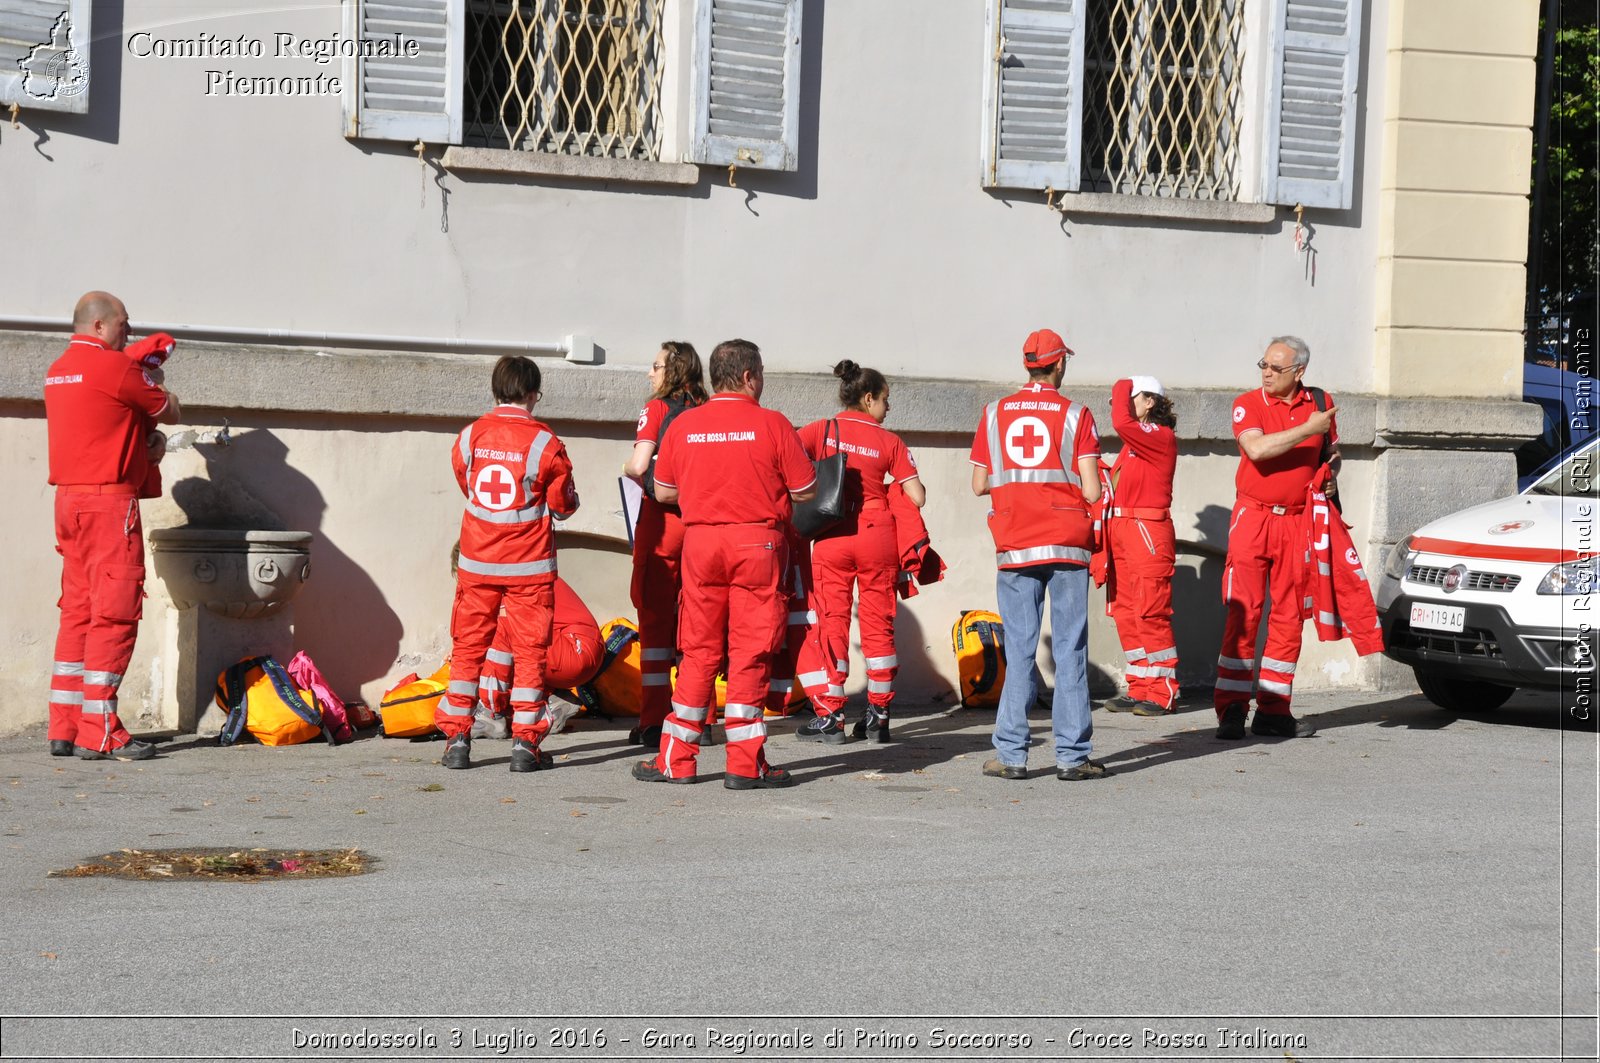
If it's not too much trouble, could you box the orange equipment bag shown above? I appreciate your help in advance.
[378,662,449,738]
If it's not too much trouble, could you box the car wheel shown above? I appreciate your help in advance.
[1413,668,1515,712]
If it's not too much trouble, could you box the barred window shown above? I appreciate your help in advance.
[345,0,805,176]
[462,0,666,160]
[981,0,1362,211]
[1081,0,1245,199]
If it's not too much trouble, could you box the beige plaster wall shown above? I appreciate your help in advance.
[1375,0,1539,398]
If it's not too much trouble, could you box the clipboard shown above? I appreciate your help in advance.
[618,475,643,547]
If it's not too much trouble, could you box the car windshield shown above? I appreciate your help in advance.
[1527,438,1600,496]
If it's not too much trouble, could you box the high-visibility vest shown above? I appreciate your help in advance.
[453,407,574,583]
[978,387,1096,569]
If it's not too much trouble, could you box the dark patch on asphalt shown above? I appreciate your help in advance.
[48,847,374,881]
[562,796,625,805]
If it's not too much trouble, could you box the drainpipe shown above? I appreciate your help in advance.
[0,316,597,364]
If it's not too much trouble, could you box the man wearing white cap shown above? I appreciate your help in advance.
[969,329,1110,781]
[1100,376,1181,715]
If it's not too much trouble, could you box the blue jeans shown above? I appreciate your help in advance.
[992,563,1092,768]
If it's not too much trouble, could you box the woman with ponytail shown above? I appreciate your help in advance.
[794,360,924,743]
[621,342,709,749]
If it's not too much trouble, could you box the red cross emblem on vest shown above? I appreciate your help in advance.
[1004,416,1052,469]
[473,464,519,510]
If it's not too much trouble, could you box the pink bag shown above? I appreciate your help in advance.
[286,651,355,744]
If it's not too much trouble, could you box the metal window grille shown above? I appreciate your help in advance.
[463,0,666,159]
[1081,0,1245,199]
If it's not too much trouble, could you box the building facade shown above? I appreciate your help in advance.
[0,0,1539,733]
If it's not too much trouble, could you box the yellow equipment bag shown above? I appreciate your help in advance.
[952,610,1006,709]
[669,667,729,709]
[214,656,324,747]
[378,662,449,738]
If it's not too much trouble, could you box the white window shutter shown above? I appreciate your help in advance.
[691,0,803,172]
[980,0,1084,191]
[0,0,92,114]
[342,0,463,143]
[1263,0,1361,210]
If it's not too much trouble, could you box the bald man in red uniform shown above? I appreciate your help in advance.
[632,339,816,788]
[1214,336,1337,740]
[45,292,182,760]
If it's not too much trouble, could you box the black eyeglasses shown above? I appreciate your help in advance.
[1256,360,1300,374]
[650,363,667,371]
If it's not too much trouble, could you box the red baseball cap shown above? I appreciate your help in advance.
[1023,328,1073,368]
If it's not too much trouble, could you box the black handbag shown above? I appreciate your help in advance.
[791,419,848,539]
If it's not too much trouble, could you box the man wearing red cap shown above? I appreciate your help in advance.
[1213,336,1337,739]
[969,329,1109,781]
[632,338,816,788]
[44,291,183,761]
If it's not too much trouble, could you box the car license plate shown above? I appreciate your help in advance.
[1410,602,1465,633]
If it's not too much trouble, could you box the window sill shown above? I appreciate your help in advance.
[440,146,700,187]
[1050,191,1278,225]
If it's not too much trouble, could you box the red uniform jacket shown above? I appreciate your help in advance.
[1107,378,1177,511]
[887,482,946,600]
[653,393,815,526]
[969,382,1100,569]
[45,336,170,488]
[1304,478,1384,655]
[452,405,577,584]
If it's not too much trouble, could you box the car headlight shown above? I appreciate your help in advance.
[1383,536,1414,582]
[1536,558,1598,595]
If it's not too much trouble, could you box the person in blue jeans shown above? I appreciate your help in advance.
[968,329,1112,781]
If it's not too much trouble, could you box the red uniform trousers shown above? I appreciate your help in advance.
[655,524,786,780]
[478,613,603,715]
[630,498,684,731]
[1215,501,1306,718]
[441,579,554,745]
[1105,514,1179,710]
[769,528,835,715]
[50,489,145,752]
[810,510,900,713]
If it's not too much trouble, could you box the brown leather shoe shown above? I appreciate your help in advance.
[1057,758,1113,781]
[981,758,1027,780]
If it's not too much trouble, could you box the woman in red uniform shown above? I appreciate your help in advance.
[622,342,708,748]
[795,361,924,743]
[1102,375,1181,715]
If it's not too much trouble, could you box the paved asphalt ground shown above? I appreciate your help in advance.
[0,689,1594,1063]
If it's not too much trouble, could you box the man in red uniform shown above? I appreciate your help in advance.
[969,329,1109,781]
[45,291,182,760]
[439,356,579,772]
[632,339,816,788]
[1214,336,1338,739]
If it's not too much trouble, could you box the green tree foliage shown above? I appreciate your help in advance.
[1534,12,1598,303]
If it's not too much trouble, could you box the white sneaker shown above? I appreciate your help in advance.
[470,712,509,740]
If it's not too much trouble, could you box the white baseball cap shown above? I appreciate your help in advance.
[1130,375,1165,397]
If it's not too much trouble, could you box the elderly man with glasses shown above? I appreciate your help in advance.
[1213,336,1338,740]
